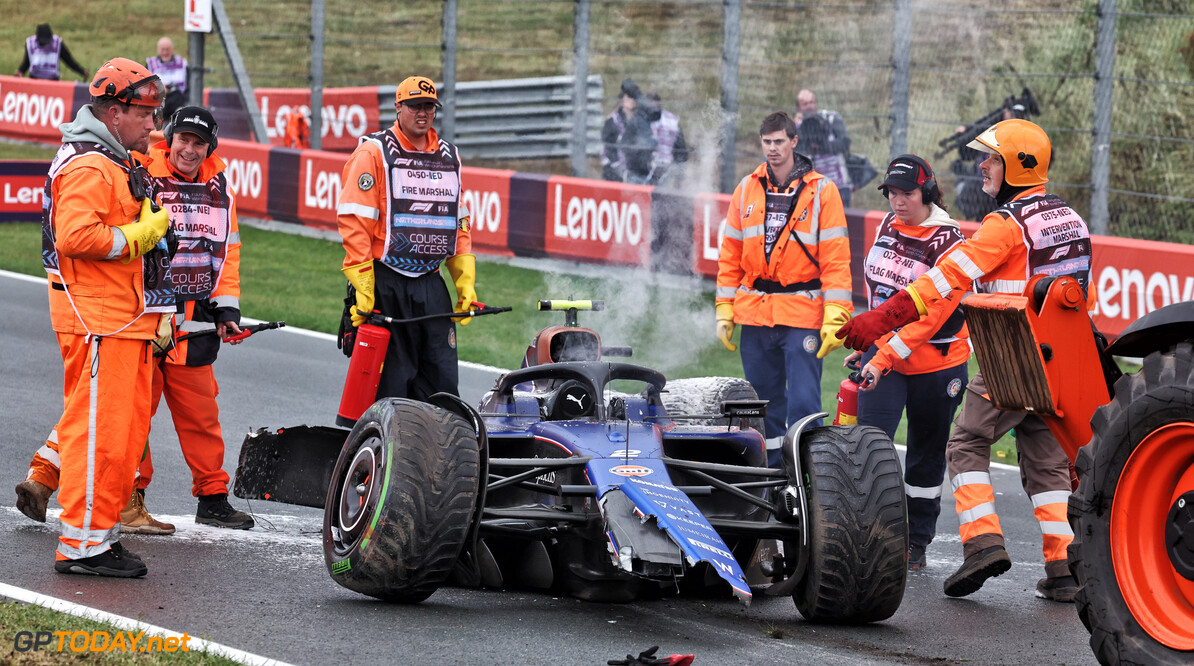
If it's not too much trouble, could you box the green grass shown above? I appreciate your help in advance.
[0,601,240,664]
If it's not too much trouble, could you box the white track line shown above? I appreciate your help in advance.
[0,582,294,665]
[0,269,507,375]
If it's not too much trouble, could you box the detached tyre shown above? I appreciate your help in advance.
[794,425,907,624]
[323,398,480,603]
[1069,342,1194,665]
[662,377,765,432]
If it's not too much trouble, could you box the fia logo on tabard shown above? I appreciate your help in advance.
[610,465,653,477]
[803,335,818,353]
[358,173,374,191]
[947,378,963,398]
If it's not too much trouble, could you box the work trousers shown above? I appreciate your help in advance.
[28,359,230,499]
[373,264,459,401]
[946,372,1074,578]
[858,352,968,550]
[55,334,153,560]
[739,324,823,467]
[138,360,230,497]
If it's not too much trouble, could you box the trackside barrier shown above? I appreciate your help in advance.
[2,77,1191,338]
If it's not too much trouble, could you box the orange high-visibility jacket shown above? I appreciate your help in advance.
[142,142,241,366]
[716,162,852,329]
[336,124,472,270]
[909,186,1091,306]
[46,152,161,340]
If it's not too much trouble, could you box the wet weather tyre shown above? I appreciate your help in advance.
[1068,342,1194,665]
[793,425,908,624]
[323,398,480,603]
[662,377,765,432]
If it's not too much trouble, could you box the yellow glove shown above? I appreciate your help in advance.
[150,313,174,357]
[341,260,375,327]
[118,199,170,263]
[715,302,737,352]
[816,303,852,359]
[445,254,478,326]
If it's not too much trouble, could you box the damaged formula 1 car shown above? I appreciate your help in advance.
[234,300,909,623]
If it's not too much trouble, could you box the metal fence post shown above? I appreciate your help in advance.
[442,0,458,144]
[890,0,912,158]
[719,0,741,194]
[1090,0,1117,235]
[310,0,325,150]
[187,33,205,108]
[571,0,591,178]
[211,0,269,143]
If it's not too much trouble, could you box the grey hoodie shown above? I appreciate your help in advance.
[56,104,132,258]
[59,104,130,160]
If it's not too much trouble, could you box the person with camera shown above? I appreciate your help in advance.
[838,119,1092,603]
[601,79,656,184]
[848,155,970,571]
[795,89,853,206]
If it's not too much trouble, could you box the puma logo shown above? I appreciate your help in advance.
[566,394,586,409]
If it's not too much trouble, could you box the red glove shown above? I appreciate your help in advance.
[836,289,922,351]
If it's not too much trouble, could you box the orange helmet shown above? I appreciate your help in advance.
[967,118,1051,187]
[89,58,165,109]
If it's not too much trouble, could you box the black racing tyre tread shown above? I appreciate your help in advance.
[661,376,765,432]
[794,425,908,624]
[1068,342,1194,665]
[324,398,480,603]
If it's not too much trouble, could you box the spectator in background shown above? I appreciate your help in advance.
[146,37,188,119]
[601,78,655,184]
[15,23,88,81]
[642,92,688,187]
[794,89,853,206]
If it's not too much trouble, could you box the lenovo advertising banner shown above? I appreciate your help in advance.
[217,138,273,219]
[545,176,652,266]
[0,161,48,222]
[692,192,730,278]
[460,166,513,256]
[295,148,351,229]
[0,75,83,144]
[206,87,380,151]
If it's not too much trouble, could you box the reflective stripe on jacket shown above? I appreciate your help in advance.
[864,209,970,375]
[336,124,471,274]
[910,186,1092,306]
[716,161,852,329]
[43,143,170,340]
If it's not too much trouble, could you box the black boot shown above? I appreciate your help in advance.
[55,542,147,578]
[196,494,255,530]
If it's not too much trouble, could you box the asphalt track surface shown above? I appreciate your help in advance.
[0,270,1095,665]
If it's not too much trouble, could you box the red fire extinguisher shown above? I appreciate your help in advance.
[336,322,390,427]
[833,359,873,426]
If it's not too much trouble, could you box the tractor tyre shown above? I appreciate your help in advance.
[793,425,908,624]
[323,398,480,603]
[1069,342,1194,665]
[662,377,765,433]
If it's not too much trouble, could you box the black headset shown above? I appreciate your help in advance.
[163,107,218,158]
[894,154,939,205]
